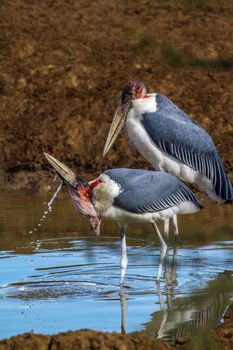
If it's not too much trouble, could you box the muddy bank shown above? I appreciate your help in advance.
[0,0,232,189]
[0,331,170,350]
[1,303,233,350]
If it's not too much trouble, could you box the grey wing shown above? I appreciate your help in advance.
[104,169,201,214]
[141,94,233,202]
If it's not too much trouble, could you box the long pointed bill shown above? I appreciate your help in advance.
[103,103,131,157]
[44,153,79,188]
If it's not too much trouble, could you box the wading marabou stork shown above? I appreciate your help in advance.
[103,81,233,235]
[44,153,202,283]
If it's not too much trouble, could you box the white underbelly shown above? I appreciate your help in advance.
[125,118,221,202]
[103,202,199,224]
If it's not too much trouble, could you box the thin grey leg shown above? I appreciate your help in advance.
[152,222,167,281]
[172,215,179,237]
[153,222,167,253]
[164,218,170,239]
[120,224,128,285]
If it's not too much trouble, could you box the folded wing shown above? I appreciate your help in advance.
[140,94,233,202]
[104,169,201,214]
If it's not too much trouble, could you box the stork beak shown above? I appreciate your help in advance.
[44,153,79,188]
[103,102,131,157]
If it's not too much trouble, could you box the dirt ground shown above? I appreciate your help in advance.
[0,0,232,190]
[0,303,233,350]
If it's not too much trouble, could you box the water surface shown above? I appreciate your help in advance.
[0,185,232,342]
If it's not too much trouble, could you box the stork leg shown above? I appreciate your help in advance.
[120,224,128,285]
[172,215,179,238]
[164,219,170,239]
[152,222,167,281]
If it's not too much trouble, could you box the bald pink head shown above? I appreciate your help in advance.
[121,80,147,105]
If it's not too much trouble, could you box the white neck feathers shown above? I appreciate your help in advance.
[131,93,157,117]
[92,174,123,215]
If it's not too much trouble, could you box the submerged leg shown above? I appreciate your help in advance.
[172,215,179,238]
[164,218,170,239]
[120,224,128,285]
[152,222,167,281]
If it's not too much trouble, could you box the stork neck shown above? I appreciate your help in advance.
[131,93,157,117]
[91,174,122,216]
[89,179,102,190]
[88,178,102,198]
[77,184,91,201]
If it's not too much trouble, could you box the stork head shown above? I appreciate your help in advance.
[103,80,146,157]
[44,153,101,236]
[121,80,147,105]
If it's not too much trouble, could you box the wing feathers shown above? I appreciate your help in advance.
[110,170,202,214]
[154,136,232,202]
[140,96,232,202]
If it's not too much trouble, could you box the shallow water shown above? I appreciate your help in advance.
[0,184,233,342]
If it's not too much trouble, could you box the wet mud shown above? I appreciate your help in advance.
[0,0,232,190]
[1,304,233,350]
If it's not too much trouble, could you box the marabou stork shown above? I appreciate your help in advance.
[103,81,233,236]
[44,153,202,283]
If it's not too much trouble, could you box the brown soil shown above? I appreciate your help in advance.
[1,303,233,350]
[0,0,232,189]
[0,331,171,350]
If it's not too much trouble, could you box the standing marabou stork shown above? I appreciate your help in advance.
[103,81,233,235]
[44,153,202,283]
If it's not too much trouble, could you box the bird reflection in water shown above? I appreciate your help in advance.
[119,284,127,335]
[147,270,233,343]
[119,246,178,335]
[119,248,233,344]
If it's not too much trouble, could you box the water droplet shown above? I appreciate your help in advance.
[47,181,63,212]
[28,182,63,234]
